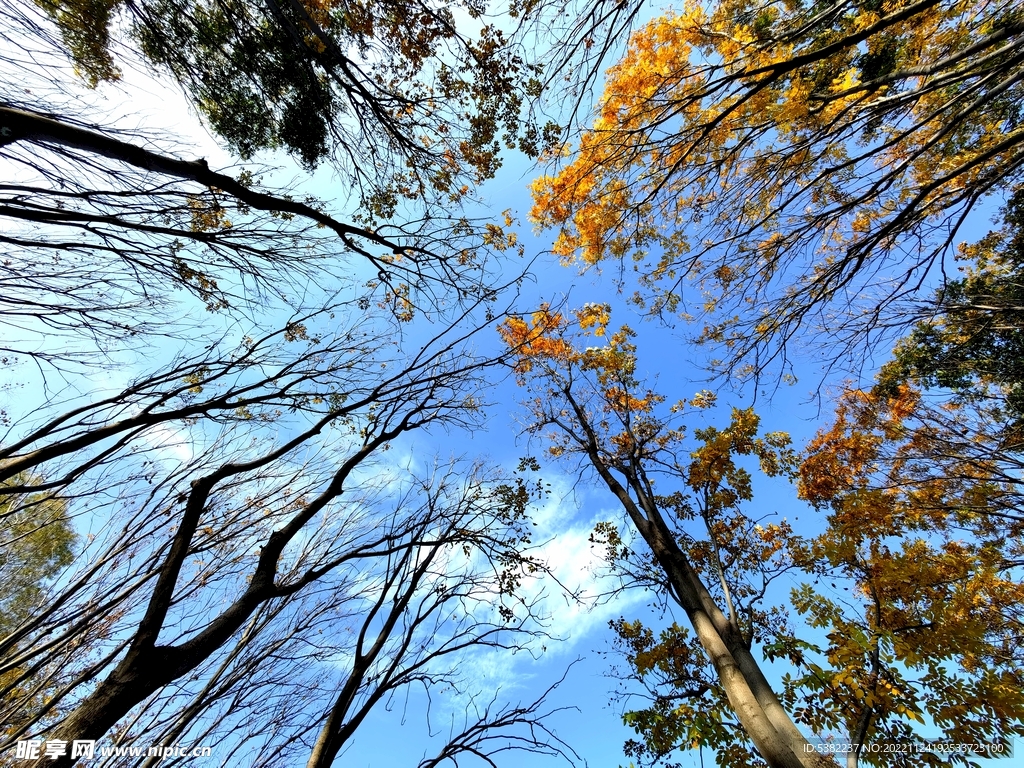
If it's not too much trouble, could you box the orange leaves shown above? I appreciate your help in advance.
[498,303,644,391]
[499,297,1024,764]
[496,305,575,375]
[790,373,1024,756]
[575,301,610,336]
[531,172,639,266]
[688,408,796,506]
[798,385,920,507]
[530,0,1024,385]
[603,386,662,414]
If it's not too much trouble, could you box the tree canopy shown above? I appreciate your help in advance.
[531,0,1024,377]
[33,0,558,206]
[518,17,1024,762]
[0,0,602,765]
[0,476,75,640]
[499,304,1024,767]
[8,0,1024,765]
[0,476,77,750]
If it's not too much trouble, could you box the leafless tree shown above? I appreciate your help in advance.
[1,298,575,767]
[0,101,513,374]
[0,2,628,764]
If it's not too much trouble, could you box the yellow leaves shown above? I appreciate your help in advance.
[377,282,415,322]
[580,326,640,387]
[829,67,860,96]
[182,367,209,394]
[482,222,520,253]
[497,305,576,375]
[687,408,795,504]
[501,305,689,468]
[689,390,717,409]
[604,12,703,104]
[574,302,611,337]
[885,385,920,424]
[850,210,876,235]
[187,193,232,232]
[604,386,662,415]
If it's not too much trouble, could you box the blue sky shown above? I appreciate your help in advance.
[306,143,853,768]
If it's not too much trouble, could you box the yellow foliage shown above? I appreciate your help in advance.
[795,378,1024,753]
[187,194,232,232]
[497,305,576,374]
[530,0,1024,375]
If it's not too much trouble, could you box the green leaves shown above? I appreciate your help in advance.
[33,0,124,86]
[876,186,1024,426]
[0,474,75,639]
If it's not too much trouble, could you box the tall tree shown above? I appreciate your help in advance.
[530,0,1024,378]
[500,306,823,768]
[0,301,566,767]
[499,305,1024,767]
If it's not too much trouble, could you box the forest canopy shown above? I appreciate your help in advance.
[3,0,1024,767]
[531,0,1024,377]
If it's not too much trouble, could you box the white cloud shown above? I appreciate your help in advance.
[528,481,646,650]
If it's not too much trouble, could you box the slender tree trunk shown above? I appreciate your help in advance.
[562,385,830,768]
[645,523,825,768]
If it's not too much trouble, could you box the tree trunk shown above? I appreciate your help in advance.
[645,523,825,768]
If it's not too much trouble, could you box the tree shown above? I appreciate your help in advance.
[30,0,556,200]
[795,382,1024,766]
[499,305,1024,767]
[875,186,1024,424]
[1,475,76,746]
[0,300,571,768]
[500,305,823,768]
[0,0,607,763]
[3,0,566,377]
[530,0,1024,378]
[0,101,511,372]
[0,476,75,639]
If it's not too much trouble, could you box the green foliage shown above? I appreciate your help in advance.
[39,0,552,199]
[134,0,335,168]
[611,618,766,768]
[0,474,75,639]
[877,187,1024,426]
[1,474,76,742]
[33,0,123,86]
